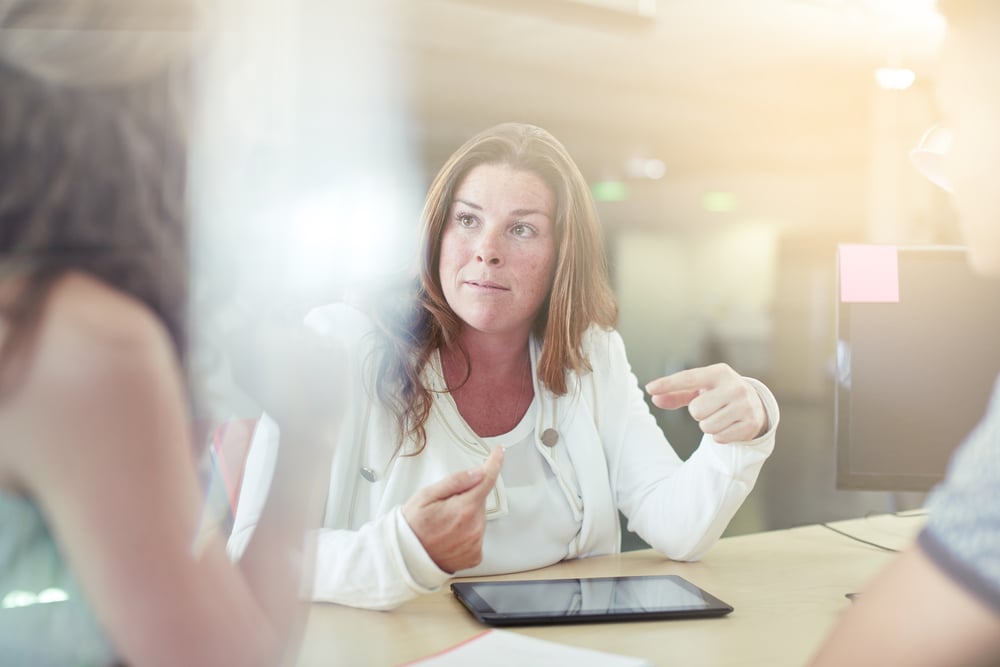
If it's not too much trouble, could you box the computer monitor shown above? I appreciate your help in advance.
[835,245,1000,492]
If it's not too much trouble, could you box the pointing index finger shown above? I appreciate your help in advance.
[645,365,720,395]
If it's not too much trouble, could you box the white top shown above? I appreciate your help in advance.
[228,303,781,610]
[432,385,582,579]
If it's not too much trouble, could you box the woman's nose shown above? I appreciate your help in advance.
[475,228,504,266]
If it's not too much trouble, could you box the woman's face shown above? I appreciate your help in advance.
[439,163,557,340]
[937,26,1000,277]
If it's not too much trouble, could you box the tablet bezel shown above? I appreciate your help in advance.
[450,574,734,627]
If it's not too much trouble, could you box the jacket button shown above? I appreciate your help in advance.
[541,428,559,447]
[360,466,377,482]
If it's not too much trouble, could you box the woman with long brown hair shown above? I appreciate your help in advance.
[0,2,332,664]
[232,122,780,611]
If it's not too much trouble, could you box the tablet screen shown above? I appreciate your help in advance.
[451,575,733,626]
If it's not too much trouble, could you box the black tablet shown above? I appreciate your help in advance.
[450,574,733,627]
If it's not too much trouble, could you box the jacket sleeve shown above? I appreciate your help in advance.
[228,303,452,610]
[311,508,452,610]
[593,329,779,561]
[228,414,453,610]
[226,412,279,561]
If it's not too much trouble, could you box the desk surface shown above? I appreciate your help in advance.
[295,512,926,667]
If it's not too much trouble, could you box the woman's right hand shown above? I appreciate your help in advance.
[401,447,504,573]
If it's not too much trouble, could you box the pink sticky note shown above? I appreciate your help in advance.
[838,244,899,303]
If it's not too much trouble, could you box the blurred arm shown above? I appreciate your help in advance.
[810,545,1000,667]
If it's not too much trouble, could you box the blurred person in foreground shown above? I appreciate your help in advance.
[229,121,781,610]
[0,1,336,664]
[810,2,1000,665]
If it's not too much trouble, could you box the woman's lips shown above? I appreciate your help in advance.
[466,280,508,291]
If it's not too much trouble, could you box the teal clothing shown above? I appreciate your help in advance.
[0,493,117,666]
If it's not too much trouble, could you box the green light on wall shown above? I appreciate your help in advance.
[592,181,628,202]
[702,191,737,213]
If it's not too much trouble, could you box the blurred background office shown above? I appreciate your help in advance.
[191,0,952,545]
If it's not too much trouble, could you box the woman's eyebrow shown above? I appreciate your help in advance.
[452,199,550,218]
[510,208,551,218]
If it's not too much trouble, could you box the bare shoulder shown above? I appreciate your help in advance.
[48,272,173,354]
[0,272,185,490]
[28,272,185,432]
[33,272,178,384]
[5,269,182,403]
[1,272,182,432]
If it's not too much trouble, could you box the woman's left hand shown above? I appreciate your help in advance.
[645,363,768,444]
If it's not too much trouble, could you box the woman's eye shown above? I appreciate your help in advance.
[456,213,478,228]
[512,223,535,238]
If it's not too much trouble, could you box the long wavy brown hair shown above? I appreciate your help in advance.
[0,1,191,394]
[370,122,618,456]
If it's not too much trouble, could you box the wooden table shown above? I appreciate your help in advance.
[295,512,925,666]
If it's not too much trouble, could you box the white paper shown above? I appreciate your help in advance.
[402,629,652,667]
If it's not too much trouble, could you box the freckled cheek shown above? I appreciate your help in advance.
[521,253,557,300]
[439,237,471,278]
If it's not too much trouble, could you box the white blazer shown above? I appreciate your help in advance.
[229,303,780,610]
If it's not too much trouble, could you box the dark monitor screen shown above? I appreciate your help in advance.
[835,245,1000,491]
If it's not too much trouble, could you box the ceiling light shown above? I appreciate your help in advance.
[625,157,666,181]
[643,159,667,180]
[875,67,916,90]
